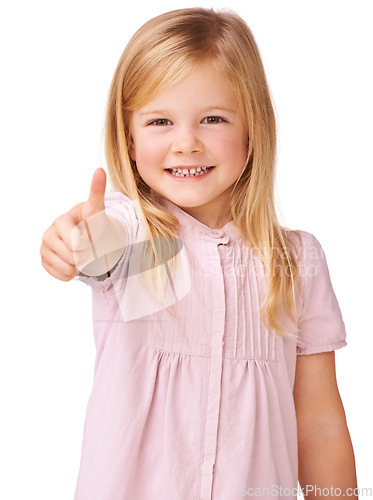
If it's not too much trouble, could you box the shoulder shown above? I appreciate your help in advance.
[283,229,331,297]
[103,191,143,241]
[103,191,141,219]
[284,228,321,247]
[104,191,135,209]
[283,228,325,262]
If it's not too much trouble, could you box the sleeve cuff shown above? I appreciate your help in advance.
[296,339,347,356]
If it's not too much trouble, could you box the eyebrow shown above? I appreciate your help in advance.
[139,110,168,116]
[139,106,236,116]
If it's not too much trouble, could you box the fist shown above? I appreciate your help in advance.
[40,168,108,281]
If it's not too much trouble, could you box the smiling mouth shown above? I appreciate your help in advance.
[166,166,215,177]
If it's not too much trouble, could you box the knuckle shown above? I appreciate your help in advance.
[54,214,68,232]
[61,262,76,279]
[53,218,61,232]
[41,228,50,244]
[41,255,50,269]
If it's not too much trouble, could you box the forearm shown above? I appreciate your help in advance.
[298,424,358,498]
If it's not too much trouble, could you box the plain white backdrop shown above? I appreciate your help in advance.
[1,1,372,498]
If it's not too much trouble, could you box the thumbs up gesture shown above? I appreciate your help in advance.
[41,168,126,281]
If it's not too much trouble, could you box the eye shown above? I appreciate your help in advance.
[202,116,225,124]
[148,119,172,126]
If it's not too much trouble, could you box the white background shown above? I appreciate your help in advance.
[1,0,372,498]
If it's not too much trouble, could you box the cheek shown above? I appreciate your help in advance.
[213,134,244,158]
[135,134,167,166]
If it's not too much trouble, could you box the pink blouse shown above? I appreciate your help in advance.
[74,192,347,500]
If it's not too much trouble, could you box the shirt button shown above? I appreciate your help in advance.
[210,229,225,238]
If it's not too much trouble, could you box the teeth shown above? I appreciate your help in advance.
[169,167,212,177]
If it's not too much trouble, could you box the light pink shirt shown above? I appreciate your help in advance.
[74,192,347,500]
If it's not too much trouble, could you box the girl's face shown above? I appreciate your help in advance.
[128,62,249,228]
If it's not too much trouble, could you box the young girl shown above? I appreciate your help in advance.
[40,7,358,500]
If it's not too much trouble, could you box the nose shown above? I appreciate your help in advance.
[170,125,203,154]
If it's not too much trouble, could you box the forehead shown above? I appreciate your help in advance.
[135,63,238,113]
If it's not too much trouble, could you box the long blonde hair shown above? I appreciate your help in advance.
[105,7,303,336]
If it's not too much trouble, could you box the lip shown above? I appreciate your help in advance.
[164,166,214,170]
[164,166,215,181]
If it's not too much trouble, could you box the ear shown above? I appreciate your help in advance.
[127,134,136,161]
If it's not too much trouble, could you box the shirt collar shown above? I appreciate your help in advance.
[161,199,242,242]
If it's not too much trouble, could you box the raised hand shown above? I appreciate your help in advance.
[40,168,119,281]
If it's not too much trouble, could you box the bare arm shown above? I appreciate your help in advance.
[293,351,358,498]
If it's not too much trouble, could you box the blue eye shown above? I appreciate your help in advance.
[203,116,225,124]
[149,119,171,126]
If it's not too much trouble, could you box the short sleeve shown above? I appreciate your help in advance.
[296,231,348,355]
[76,192,140,290]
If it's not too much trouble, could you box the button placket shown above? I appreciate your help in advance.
[199,239,226,500]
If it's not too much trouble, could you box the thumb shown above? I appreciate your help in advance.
[72,168,108,253]
[82,168,107,219]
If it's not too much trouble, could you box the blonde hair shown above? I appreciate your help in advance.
[105,7,303,336]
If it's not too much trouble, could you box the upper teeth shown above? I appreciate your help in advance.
[170,167,210,174]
